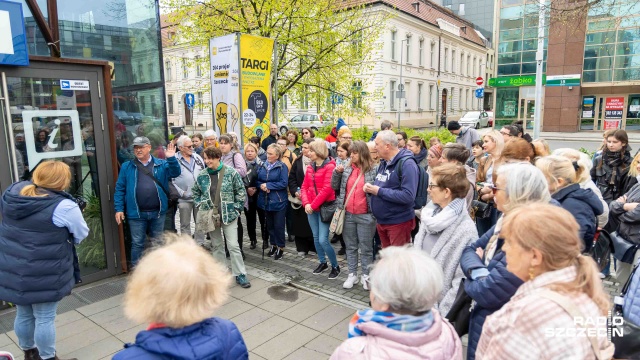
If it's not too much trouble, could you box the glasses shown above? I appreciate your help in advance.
[489,184,503,195]
[182,145,194,149]
[302,131,309,134]
[500,131,512,136]
[428,183,440,190]
[341,136,352,140]
[277,143,287,146]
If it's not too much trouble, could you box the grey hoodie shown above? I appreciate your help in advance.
[465,165,477,210]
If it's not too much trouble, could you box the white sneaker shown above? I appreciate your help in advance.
[343,273,359,289]
[362,275,370,290]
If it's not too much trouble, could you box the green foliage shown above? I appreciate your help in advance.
[314,125,456,145]
[579,147,595,159]
[76,194,107,270]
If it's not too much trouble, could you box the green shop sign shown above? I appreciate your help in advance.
[488,75,546,87]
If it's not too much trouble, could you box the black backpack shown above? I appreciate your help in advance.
[396,157,428,209]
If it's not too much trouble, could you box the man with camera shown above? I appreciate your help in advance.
[114,136,181,267]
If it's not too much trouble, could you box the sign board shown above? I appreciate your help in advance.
[546,74,581,87]
[107,61,116,81]
[630,105,640,112]
[60,80,90,91]
[185,93,195,110]
[476,77,484,86]
[605,97,625,119]
[331,94,344,105]
[396,91,406,98]
[210,34,241,137]
[0,1,29,66]
[21,110,84,168]
[604,119,621,130]
[475,88,484,98]
[488,75,546,87]
[582,96,595,118]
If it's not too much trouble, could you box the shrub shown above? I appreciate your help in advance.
[314,125,456,145]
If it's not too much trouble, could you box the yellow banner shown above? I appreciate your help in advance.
[239,34,274,145]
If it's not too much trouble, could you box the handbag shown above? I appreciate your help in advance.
[611,231,640,263]
[589,229,612,271]
[445,279,472,337]
[195,168,225,233]
[471,199,492,219]
[134,160,180,206]
[612,262,640,359]
[329,172,362,236]
[312,170,337,223]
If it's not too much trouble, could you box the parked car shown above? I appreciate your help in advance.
[459,111,490,129]
[278,113,334,135]
[486,111,494,127]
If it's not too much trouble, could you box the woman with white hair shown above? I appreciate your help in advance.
[460,163,551,360]
[202,129,219,149]
[330,246,462,359]
[112,234,248,359]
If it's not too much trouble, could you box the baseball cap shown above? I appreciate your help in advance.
[132,136,151,146]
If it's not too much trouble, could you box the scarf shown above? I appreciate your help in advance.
[266,160,277,171]
[206,163,223,174]
[414,147,428,165]
[418,198,465,253]
[484,216,504,265]
[348,309,435,338]
[302,156,312,174]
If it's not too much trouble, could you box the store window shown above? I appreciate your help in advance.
[628,95,640,130]
[495,88,519,127]
[580,96,596,130]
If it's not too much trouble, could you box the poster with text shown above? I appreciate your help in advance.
[239,34,274,145]
[605,97,625,120]
[210,34,241,137]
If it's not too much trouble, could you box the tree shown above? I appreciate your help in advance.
[165,0,390,116]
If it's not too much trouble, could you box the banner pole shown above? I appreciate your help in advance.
[273,39,279,130]
[236,32,244,146]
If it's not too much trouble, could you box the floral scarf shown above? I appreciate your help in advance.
[302,155,312,175]
[348,309,435,338]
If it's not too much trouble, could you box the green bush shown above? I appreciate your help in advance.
[313,125,456,145]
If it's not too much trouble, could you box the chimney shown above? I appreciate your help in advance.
[412,2,420,12]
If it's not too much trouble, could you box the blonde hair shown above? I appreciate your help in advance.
[337,127,352,140]
[244,142,259,154]
[502,204,610,315]
[531,139,550,157]
[309,139,329,159]
[20,161,71,197]
[535,155,578,193]
[552,148,593,184]
[266,143,283,159]
[630,152,640,177]
[123,234,231,327]
[483,130,505,157]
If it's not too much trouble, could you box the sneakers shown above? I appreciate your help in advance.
[362,274,370,290]
[313,262,329,275]
[328,266,341,280]
[298,251,307,256]
[274,248,284,260]
[288,235,295,243]
[267,245,277,257]
[343,273,359,289]
[337,247,346,256]
[236,274,251,288]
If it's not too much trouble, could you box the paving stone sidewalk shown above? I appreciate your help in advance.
[0,272,357,360]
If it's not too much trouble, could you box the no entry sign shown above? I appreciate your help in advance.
[476,77,484,86]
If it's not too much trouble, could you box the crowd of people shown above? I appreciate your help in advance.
[2,118,640,359]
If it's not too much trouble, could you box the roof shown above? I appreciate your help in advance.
[346,0,487,47]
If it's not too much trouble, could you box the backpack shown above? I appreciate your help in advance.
[396,157,428,209]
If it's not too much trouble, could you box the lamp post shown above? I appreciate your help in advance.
[398,38,408,129]
[533,2,546,139]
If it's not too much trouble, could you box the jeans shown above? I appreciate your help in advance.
[209,218,246,276]
[128,211,166,266]
[178,201,204,244]
[377,218,415,248]
[308,212,338,267]
[246,199,268,244]
[14,302,58,359]
[343,212,376,275]
[266,208,287,248]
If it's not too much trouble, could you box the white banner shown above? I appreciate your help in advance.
[210,34,241,137]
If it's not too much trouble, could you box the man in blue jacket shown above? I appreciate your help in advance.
[115,136,181,266]
[365,130,419,247]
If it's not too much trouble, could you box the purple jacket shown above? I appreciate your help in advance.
[371,148,419,224]
[330,311,462,360]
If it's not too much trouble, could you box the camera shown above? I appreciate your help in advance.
[74,196,87,211]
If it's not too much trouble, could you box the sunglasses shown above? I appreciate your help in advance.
[489,184,503,195]
[182,145,194,148]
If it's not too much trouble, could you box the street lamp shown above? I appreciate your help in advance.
[398,38,408,129]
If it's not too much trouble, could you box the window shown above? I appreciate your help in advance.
[453,50,457,74]
[431,42,436,68]
[391,30,397,61]
[283,94,288,110]
[195,56,202,77]
[467,55,471,75]
[165,60,172,81]
[405,81,410,109]
[472,58,477,77]
[197,92,203,113]
[405,35,411,63]
[302,85,309,109]
[390,80,396,110]
[419,39,424,66]
[352,81,362,109]
[460,87,464,109]
[445,48,449,72]
[417,83,423,110]
[168,94,174,114]
[429,84,434,110]
[138,64,144,82]
[182,58,188,79]
[461,53,465,76]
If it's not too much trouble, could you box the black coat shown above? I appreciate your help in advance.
[552,183,604,253]
[289,156,313,238]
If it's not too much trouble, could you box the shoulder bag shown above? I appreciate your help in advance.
[329,172,362,236]
[134,160,180,206]
[612,261,640,359]
[611,231,640,263]
[445,278,472,337]
[195,167,225,233]
[312,169,336,223]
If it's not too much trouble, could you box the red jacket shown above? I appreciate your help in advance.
[301,158,336,212]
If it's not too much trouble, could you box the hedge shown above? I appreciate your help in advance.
[312,125,457,145]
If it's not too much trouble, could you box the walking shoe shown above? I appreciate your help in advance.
[328,266,341,280]
[343,273,359,289]
[313,262,329,274]
[362,274,370,290]
[330,235,340,244]
[250,240,257,250]
[262,241,270,250]
[267,245,277,257]
[288,235,295,243]
[236,274,251,288]
[298,251,307,256]
[337,247,346,256]
[24,348,39,360]
[274,248,284,260]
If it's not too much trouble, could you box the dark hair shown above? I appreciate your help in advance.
[409,136,427,149]
[380,120,393,130]
[203,146,222,159]
[285,130,299,145]
[192,133,203,141]
[442,143,470,164]
[431,163,470,199]
[301,127,315,138]
[218,135,231,144]
[511,120,524,135]
[249,136,261,145]
[303,138,314,145]
[397,131,408,141]
[350,141,373,173]
[502,137,535,163]
[472,140,484,148]
[338,141,351,156]
[608,129,629,147]
[502,125,519,137]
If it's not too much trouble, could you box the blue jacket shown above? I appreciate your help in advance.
[0,182,75,305]
[625,264,640,326]
[113,317,248,360]
[460,225,524,360]
[371,148,419,224]
[114,156,181,219]
[552,183,603,253]
[256,160,289,212]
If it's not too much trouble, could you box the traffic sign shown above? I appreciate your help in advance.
[398,84,404,91]
[475,88,484,98]
[185,93,195,110]
[396,91,406,99]
[476,77,484,86]
[330,94,344,105]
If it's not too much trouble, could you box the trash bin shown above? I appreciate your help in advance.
[170,126,184,135]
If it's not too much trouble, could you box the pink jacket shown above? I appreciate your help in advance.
[330,311,462,360]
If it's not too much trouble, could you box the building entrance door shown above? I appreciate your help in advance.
[518,98,536,130]
[0,61,120,284]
